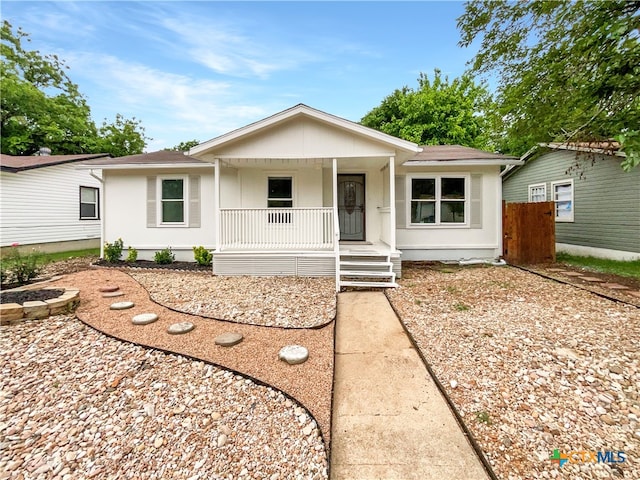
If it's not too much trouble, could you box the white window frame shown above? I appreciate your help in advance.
[551,179,574,222]
[406,174,469,228]
[158,175,188,227]
[266,174,295,224]
[79,186,99,220]
[528,183,547,203]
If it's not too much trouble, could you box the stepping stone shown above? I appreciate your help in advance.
[579,276,604,282]
[215,332,244,347]
[628,291,640,298]
[102,291,125,298]
[602,283,629,290]
[132,313,159,325]
[547,268,567,272]
[99,285,120,293]
[279,345,309,365]
[110,301,135,310]
[563,272,585,277]
[167,322,195,334]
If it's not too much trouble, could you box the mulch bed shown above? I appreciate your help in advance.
[93,260,211,272]
[1,289,64,305]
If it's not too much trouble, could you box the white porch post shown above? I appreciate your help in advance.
[389,155,396,251]
[214,159,221,253]
[333,158,340,292]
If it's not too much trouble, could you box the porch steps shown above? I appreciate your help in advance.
[338,253,397,289]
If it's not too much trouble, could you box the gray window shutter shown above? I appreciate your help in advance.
[470,174,482,229]
[395,175,406,229]
[189,175,201,228]
[147,176,157,228]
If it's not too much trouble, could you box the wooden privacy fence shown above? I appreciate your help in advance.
[503,201,556,264]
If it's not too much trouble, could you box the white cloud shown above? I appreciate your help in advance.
[64,52,270,148]
[157,16,317,79]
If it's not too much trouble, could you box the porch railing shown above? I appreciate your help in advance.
[219,208,335,250]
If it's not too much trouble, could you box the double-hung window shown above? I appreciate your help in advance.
[528,183,547,202]
[161,177,186,224]
[267,176,293,223]
[79,186,99,220]
[551,179,574,222]
[410,176,467,225]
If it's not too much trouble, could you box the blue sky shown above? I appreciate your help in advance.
[3,1,479,151]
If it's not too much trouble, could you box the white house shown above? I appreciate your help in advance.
[79,105,521,289]
[0,151,110,253]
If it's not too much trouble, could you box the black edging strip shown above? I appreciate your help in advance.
[95,264,336,331]
[384,290,500,480]
[512,265,640,309]
[75,314,333,462]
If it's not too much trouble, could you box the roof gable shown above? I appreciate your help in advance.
[189,104,421,160]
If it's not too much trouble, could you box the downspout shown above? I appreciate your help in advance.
[89,169,105,259]
[214,159,221,258]
[332,158,340,292]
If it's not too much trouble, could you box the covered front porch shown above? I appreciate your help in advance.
[187,104,422,288]
[210,156,401,288]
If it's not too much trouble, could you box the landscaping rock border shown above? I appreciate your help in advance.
[0,287,79,325]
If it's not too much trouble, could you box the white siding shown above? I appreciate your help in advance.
[103,168,215,261]
[212,117,399,159]
[236,167,323,208]
[0,165,101,247]
[394,165,503,259]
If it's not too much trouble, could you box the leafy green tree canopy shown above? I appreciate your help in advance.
[1,21,148,157]
[167,140,200,152]
[458,0,640,170]
[361,69,495,149]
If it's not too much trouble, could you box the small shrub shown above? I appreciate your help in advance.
[454,302,470,311]
[126,247,138,263]
[193,246,212,266]
[154,247,175,264]
[104,238,124,263]
[2,247,45,285]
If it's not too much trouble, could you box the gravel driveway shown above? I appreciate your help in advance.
[387,264,639,480]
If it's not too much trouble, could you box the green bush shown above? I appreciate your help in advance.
[125,247,138,263]
[193,246,212,266]
[154,247,175,264]
[104,238,124,263]
[1,247,46,285]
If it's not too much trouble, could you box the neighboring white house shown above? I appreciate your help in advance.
[0,151,110,253]
[79,104,521,289]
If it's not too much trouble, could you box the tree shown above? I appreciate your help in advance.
[458,0,640,171]
[167,140,200,152]
[94,114,148,157]
[1,21,147,156]
[361,69,496,149]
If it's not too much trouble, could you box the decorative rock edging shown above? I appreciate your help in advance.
[0,287,80,325]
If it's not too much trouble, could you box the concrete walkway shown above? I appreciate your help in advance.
[330,291,490,480]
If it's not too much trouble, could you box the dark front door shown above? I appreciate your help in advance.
[337,174,365,241]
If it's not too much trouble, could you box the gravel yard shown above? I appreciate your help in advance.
[387,264,640,480]
[129,271,336,328]
[0,317,328,479]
